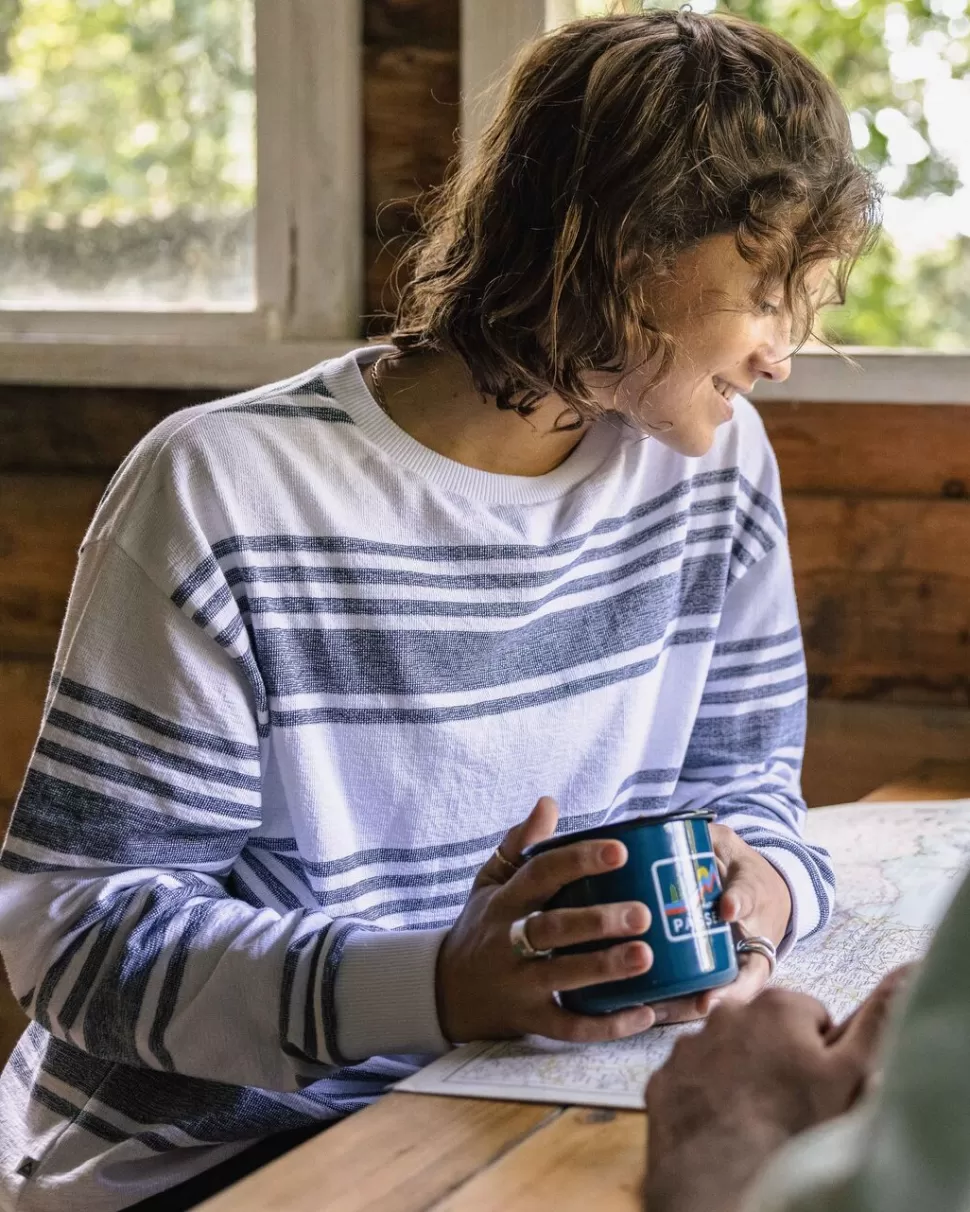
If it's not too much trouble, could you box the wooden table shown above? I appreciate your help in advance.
[199,762,970,1212]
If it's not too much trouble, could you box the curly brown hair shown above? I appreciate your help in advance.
[388,9,881,422]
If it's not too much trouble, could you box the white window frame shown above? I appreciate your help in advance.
[2,0,968,403]
[0,0,361,387]
[453,0,970,406]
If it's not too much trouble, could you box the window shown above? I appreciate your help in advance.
[0,0,362,378]
[1,0,256,310]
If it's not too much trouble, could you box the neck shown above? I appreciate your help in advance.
[365,349,591,477]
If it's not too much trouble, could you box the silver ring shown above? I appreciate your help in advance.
[509,911,553,960]
[736,934,777,979]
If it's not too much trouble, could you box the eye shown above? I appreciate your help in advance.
[757,299,781,317]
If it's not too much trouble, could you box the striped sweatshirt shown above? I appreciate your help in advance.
[0,346,834,1210]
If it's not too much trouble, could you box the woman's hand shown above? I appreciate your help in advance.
[435,796,657,1044]
[651,823,793,1024]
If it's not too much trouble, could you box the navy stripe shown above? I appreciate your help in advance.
[203,470,740,565]
[271,853,481,905]
[736,509,776,555]
[739,473,786,533]
[735,828,836,898]
[29,1085,134,1147]
[240,542,726,623]
[321,922,360,1067]
[192,581,236,629]
[704,651,804,682]
[149,901,211,1071]
[714,802,802,830]
[612,767,682,797]
[270,628,718,727]
[247,804,625,880]
[224,403,352,423]
[85,886,209,1066]
[42,1036,111,1098]
[11,770,252,867]
[0,850,75,875]
[281,930,320,1062]
[713,625,801,657]
[683,702,805,771]
[257,567,726,699]
[46,709,262,792]
[700,673,807,707]
[171,555,220,609]
[301,928,332,1063]
[40,1041,326,1141]
[236,850,305,911]
[32,887,137,1033]
[55,677,259,760]
[223,509,696,593]
[59,889,141,1034]
[614,796,673,817]
[36,738,260,822]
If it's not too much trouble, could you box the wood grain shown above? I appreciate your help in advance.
[0,473,109,657]
[0,386,211,472]
[364,0,460,51]
[757,401,970,499]
[0,659,51,812]
[195,1094,558,1212]
[862,759,970,802]
[787,496,970,704]
[0,977,27,1072]
[364,43,460,234]
[804,700,970,808]
[432,1106,645,1212]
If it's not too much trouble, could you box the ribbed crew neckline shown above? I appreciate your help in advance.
[325,345,624,506]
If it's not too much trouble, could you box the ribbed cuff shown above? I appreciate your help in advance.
[757,846,811,960]
[333,927,452,1062]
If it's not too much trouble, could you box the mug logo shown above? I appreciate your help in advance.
[650,852,728,943]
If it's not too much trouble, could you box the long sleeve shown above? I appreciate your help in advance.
[742,866,970,1212]
[0,534,447,1093]
[668,459,834,951]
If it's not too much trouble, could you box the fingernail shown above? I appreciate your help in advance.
[624,943,645,969]
[623,906,641,930]
[652,1007,668,1023]
[601,842,626,867]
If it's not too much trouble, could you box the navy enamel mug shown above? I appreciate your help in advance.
[523,811,738,1015]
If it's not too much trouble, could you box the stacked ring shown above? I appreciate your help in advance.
[509,911,553,960]
[735,933,778,979]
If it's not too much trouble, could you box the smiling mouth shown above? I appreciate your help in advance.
[712,376,740,402]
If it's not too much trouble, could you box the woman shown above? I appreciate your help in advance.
[0,10,878,1209]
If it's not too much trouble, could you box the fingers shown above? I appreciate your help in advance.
[701,950,771,1011]
[827,965,915,1055]
[500,838,628,911]
[540,940,653,993]
[535,1001,657,1044]
[525,901,651,952]
[649,993,709,1025]
[476,797,559,888]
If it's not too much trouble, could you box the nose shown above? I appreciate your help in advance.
[751,345,793,384]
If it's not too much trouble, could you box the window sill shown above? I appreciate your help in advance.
[0,337,968,403]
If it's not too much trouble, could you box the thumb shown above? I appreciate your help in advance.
[827,965,915,1058]
[474,797,559,889]
[718,872,758,924]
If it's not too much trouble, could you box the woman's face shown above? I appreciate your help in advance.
[587,234,830,457]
